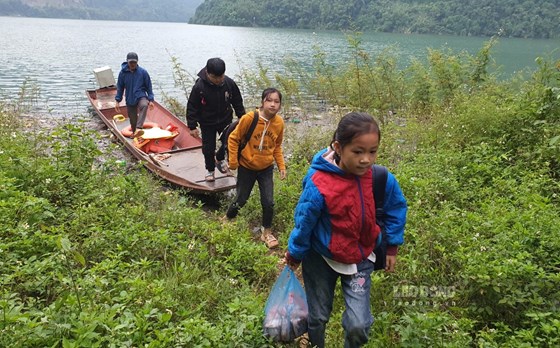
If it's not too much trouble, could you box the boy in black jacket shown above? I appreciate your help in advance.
[186,58,246,182]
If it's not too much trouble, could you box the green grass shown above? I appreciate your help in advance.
[1,36,560,347]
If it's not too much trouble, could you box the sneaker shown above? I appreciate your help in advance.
[216,159,229,174]
[205,171,215,182]
[216,159,234,176]
[260,227,278,248]
[226,204,239,220]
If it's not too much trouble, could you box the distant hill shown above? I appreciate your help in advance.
[189,0,560,39]
[0,0,204,22]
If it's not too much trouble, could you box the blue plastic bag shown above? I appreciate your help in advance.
[263,266,308,342]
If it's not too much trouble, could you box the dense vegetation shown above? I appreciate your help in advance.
[1,34,560,346]
[0,0,203,22]
[190,0,560,39]
[3,0,558,39]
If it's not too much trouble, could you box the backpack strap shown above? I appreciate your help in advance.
[243,109,259,146]
[372,164,388,220]
[372,164,388,271]
[237,109,260,160]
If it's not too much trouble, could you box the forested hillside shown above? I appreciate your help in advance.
[0,0,204,22]
[190,0,560,39]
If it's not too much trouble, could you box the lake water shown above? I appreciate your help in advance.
[0,16,558,115]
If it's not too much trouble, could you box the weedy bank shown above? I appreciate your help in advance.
[1,34,559,347]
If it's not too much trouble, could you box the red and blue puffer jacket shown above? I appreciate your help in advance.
[288,148,381,264]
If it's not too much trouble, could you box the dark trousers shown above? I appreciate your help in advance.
[201,121,229,172]
[127,97,149,133]
[226,165,274,228]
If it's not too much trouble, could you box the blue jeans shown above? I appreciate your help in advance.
[302,249,375,348]
[226,165,274,228]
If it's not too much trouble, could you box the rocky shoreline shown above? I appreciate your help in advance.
[20,111,133,165]
[21,104,341,165]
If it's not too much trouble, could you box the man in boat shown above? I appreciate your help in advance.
[115,52,154,138]
[186,57,246,182]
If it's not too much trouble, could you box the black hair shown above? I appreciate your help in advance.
[206,58,226,76]
[261,88,282,104]
[331,112,381,163]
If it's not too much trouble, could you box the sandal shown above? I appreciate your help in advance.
[133,129,145,138]
[297,333,310,348]
[260,228,278,248]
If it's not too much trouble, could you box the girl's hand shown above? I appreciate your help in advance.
[385,255,397,272]
[284,252,300,270]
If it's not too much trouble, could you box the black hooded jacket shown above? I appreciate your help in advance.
[186,68,245,130]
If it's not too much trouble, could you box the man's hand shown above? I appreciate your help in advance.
[114,101,121,112]
[189,128,200,138]
[148,101,154,110]
[279,169,287,180]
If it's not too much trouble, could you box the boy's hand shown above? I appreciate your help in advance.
[189,128,200,138]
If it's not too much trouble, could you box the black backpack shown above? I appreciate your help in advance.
[221,109,259,161]
[372,164,389,271]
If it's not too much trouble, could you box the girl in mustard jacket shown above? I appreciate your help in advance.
[225,88,287,248]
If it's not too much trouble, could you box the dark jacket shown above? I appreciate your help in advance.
[186,68,245,130]
[115,62,154,106]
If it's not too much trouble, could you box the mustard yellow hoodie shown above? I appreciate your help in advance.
[228,109,286,171]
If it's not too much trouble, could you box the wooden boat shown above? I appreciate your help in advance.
[86,85,237,193]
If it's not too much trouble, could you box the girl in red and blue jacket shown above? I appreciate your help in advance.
[284,112,407,348]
